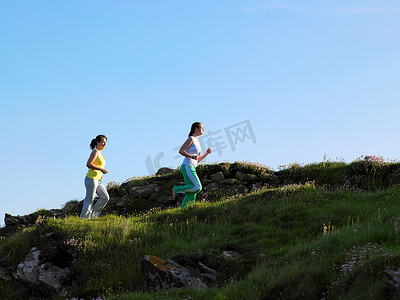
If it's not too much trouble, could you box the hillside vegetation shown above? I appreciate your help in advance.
[1,156,400,299]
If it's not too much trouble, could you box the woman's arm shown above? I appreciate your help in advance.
[86,150,108,174]
[179,137,196,159]
[197,148,212,162]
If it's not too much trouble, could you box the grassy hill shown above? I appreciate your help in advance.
[1,156,400,299]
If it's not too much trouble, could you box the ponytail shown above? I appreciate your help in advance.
[90,134,107,150]
[188,122,202,137]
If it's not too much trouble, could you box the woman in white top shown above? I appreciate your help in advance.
[172,122,212,208]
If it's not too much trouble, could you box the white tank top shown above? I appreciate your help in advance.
[183,137,201,167]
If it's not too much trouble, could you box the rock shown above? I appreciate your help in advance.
[236,172,258,182]
[210,172,225,183]
[4,210,64,229]
[47,209,65,218]
[235,172,247,181]
[118,189,128,196]
[5,214,36,227]
[129,184,158,198]
[251,183,263,192]
[221,179,238,185]
[203,183,221,193]
[141,255,208,291]
[171,253,220,285]
[222,250,240,259]
[15,247,41,284]
[116,199,125,207]
[198,262,217,283]
[156,167,175,176]
[247,174,258,181]
[62,200,82,214]
[38,264,65,290]
[0,225,19,238]
[157,195,174,205]
[224,185,248,195]
[201,179,213,185]
[14,247,69,291]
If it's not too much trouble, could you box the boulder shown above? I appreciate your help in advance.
[251,183,263,192]
[5,214,36,227]
[236,172,258,182]
[5,210,65,229]
[201,179,213,185]
[156,167,175,176]
[221,179,238,185]
[222,250,240,259]
[129,184,158,198]
[47,209,65,218]
[157,195,174,205]
[116,199,126,207]
[171,253,219,285]
[0,225,19,238]
[14,247,69,291]
[224,184,248,195]
[15,247,41,284]
[248,174,258,181]
[118,188,129,196]
[203,183,221,193]
[140,255,208,291]
[235,171,247,181]
[210,172,225,183]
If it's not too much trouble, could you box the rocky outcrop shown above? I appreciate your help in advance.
[210,172,225,183]
[0,162,270,297]
[236,171,258,182]
[1,210,66,238]
[141,255,209,291]
[129,183,159,198]
[14,247,69,293]
[1,165,268,236]
[156,167,175,176]
[140,245,258,292]
[101,165,266,216]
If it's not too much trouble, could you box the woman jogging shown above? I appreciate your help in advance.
[172,122,212,208]
[80,135,110,219]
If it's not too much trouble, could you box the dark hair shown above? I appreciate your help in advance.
[188,122,202,137]
[90,135,107,150]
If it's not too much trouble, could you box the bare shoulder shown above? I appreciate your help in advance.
[185,136,195,146]
[90,149,99,158]
[180,137,195,151]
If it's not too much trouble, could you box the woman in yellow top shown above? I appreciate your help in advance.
[80,135,110,219]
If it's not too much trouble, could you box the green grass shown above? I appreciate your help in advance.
[1,159,400,299]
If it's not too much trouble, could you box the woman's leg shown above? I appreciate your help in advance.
[91,181,110,218]
[174,164,202,208]
[181,192,197,208]
[80,177,98,219]
[174,164,202,194]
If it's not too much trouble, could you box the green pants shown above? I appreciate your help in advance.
[173,164,202,208]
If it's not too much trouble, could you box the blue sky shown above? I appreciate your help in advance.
[1,1,399,226]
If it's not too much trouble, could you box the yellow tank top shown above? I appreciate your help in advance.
[86,151,106,180]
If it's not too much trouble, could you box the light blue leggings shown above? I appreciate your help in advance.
[80,176,110,218]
